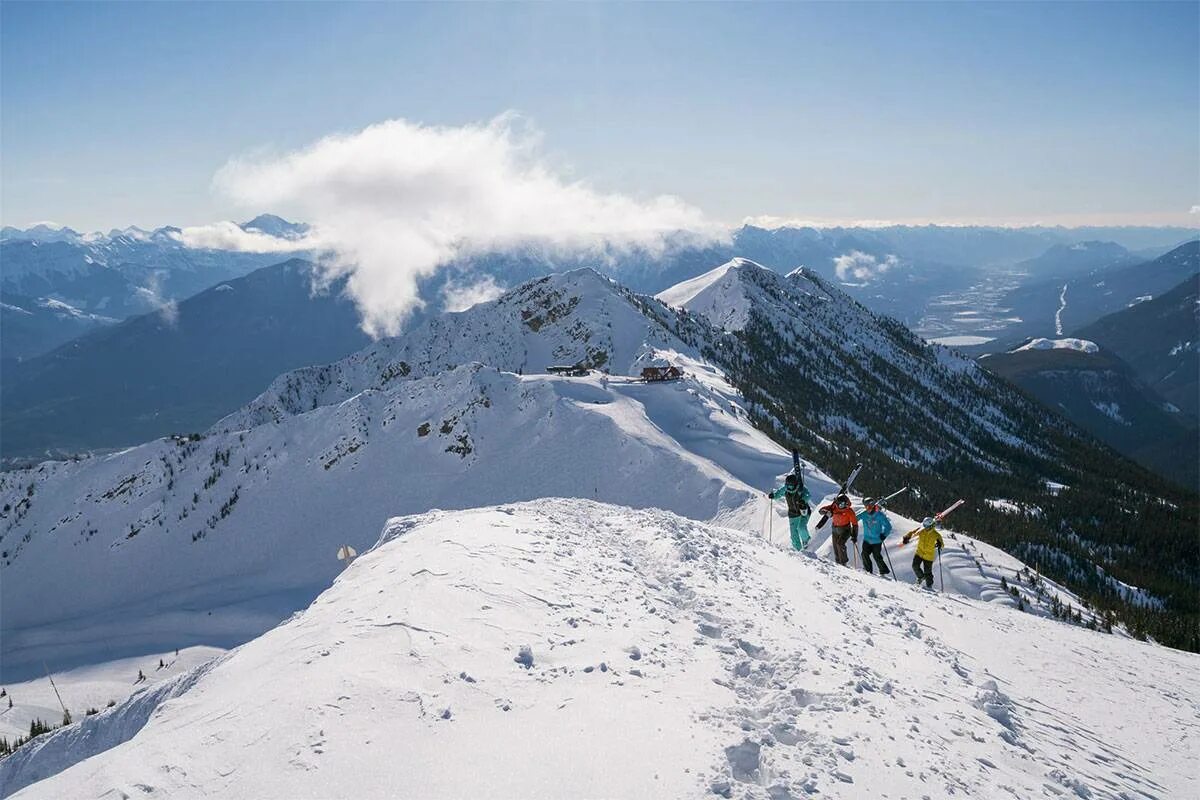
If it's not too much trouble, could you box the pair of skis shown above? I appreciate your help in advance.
[815,461,864,529]
[932,499,965,523]
[767,449,807,545]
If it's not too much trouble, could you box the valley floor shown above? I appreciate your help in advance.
[4,500,1196,799]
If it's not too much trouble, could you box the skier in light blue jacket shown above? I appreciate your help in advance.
[856,497,892,575]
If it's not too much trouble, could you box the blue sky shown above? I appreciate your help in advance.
[2,1,1197,231]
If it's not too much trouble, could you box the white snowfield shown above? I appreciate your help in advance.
[1012,337,1100,355]
[4,501,1196,799]
[0,362,801,674]
[0,647,222,746]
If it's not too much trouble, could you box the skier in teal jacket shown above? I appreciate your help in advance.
[768,473,811,550]
[856,498,892,575]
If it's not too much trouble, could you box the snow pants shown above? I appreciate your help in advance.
[862,541,889,574]
[832,525,853,566]
[913,554,935,588]
[788,515,810,550]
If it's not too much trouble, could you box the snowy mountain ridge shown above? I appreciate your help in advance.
[218,268,681,431]
[4,263,1191,670]
[0,353,795,674]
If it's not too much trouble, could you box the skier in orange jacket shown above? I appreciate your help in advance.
[818,494,859,566]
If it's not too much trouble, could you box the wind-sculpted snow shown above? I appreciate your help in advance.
[6,501,1196,798]
[0,654,228,796]
[0,363,797,673]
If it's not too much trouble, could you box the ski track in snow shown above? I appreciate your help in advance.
[4,500,1196,799]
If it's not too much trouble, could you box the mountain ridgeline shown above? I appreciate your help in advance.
[0,216,308,361]
[648,262,1198,647]
[1076,272,1199,417]
[982,342,1198,491]
[2,262,1196,656]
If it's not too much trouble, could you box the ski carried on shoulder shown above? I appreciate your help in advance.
[791,448,812,517]
[877,486,908,507]
[815,462,863,529]
[934,499,965,522]
[897,498,965,550]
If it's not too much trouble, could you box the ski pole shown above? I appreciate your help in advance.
[852,539,859,569]
[882,542,897,581]
[938,547,945,592]
[767,498,773,545]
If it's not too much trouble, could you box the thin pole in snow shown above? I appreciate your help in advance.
[882,542,897,581]
[766,497,773,545]
[43,662,68,719]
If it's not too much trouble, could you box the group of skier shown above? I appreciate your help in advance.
[766,465,946,589]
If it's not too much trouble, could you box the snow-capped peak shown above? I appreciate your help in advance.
[239,214,310,240]
[0,223,82,244]
[1012,337,1100,354]
[655,258,772,330]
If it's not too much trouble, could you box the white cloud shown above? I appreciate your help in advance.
[207,114,721,337]
[832,250,900,282]
[134,272,179,327]
[1190,205,1199,215]
[441,275,506,313]
[172,221,312,254]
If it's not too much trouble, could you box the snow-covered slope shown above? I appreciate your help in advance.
[658,260,1049,470]
[5,500,1195,798]
[221,268,683,430]
[1012,337,1100,354]
[654,257,757,330]
[0,361,805,675]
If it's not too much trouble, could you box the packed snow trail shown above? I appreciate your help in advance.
[5,501,1196,798]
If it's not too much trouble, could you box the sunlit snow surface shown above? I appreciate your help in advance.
[4,501,1196,798]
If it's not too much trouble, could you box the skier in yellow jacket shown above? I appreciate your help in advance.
[902,516,944,589]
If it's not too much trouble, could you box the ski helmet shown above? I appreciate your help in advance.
[836,494,849,507]
[922,517,935,528]
[785,474,799,489]
[862,497,877,510]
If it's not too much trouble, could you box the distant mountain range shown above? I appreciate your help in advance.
[990,240,1199,350]
[3,216,1191,355]
[0,293,117,364]
[978,264,1199,490]
[0,216,308,360]
[1,259,369,462]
